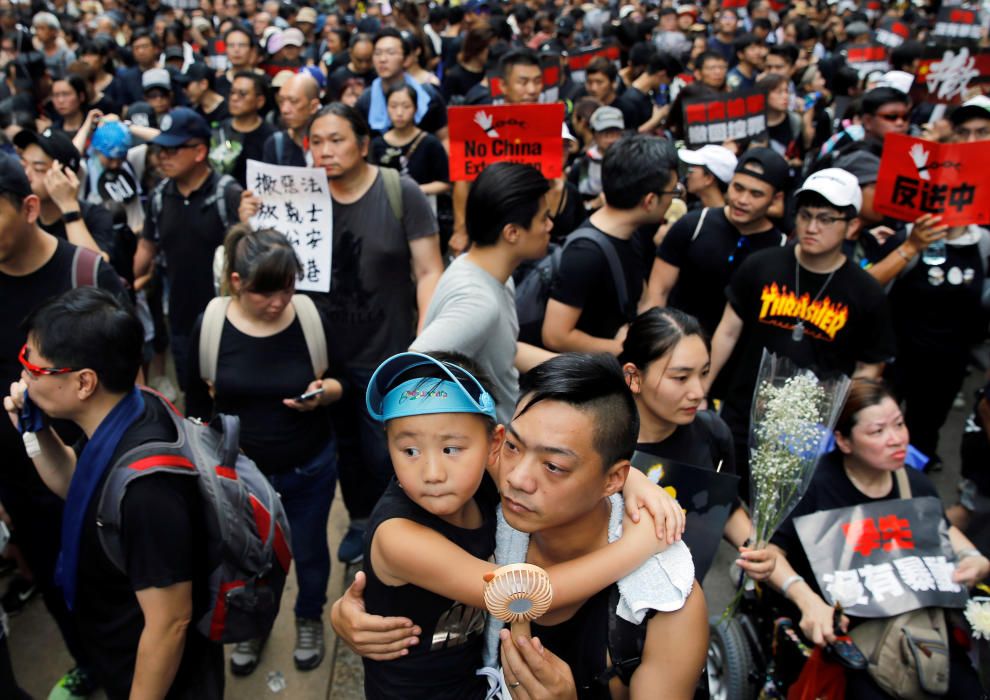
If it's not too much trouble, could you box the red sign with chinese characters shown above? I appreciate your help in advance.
[874,133,990,226]
[447,103,565,182]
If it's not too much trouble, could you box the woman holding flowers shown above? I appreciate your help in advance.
[767,378,987,697]
[619,307,776,582]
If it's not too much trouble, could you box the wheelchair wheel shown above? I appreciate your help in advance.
[707,615,757,700]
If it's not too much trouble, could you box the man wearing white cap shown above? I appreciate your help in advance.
[951,95,990,143]
[707,168,895,497]
[677,144,736,209]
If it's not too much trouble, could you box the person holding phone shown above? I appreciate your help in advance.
[184,225,346,678]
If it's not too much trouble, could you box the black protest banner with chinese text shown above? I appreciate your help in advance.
[448,103,565,181]
[795,496,968,618]
[567,44,621,84]
[913,45,990,105]
[932,6,983,47]
[844,43,890,78]
[874,134,990,226]
[630,451,740,581]
[683,89,767,146]
[245,159,332,293]
[875,17,911,49]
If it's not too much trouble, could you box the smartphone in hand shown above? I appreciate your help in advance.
[292,388,323,402]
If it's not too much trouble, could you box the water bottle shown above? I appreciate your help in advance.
[922,238,947,266]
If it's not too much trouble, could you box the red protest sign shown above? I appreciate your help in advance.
[874,133,990,226]
[448,103,565,182]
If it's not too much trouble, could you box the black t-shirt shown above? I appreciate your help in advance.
[370,130,449,186]
[142,171,244,336]
[40,200,118,262]
[771,451,942,617]
[888,233,988,354]
[635,410,736,476]
[327,64,376,101]
[196,99,229,128]
[441,63,484,101]
[549,224,643,341]
[0,238,125,493]
[362,476,497,699]
[549,181,587,243]
[74,395,222,700]
[215,117,276,188]
[658,206,786,336]
[260,129,307,167]
[184,313,335,475]
[721,245,896,432]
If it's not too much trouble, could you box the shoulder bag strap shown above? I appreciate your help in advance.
[379,165,404,222]
[199,296,233,387]
[566,227,629,313]
[71,245,102,288]
[894,467,912,499]
[690,207,709,242]
[291,294,329,379]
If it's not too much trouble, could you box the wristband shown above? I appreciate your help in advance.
[957,548,983,561]
[62,210,82,224]
[896,246,913,262]
[781,574,804,596]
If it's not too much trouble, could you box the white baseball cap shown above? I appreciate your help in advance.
[875,70,914,95]
[796,168,863,213]
[678,145,737,184]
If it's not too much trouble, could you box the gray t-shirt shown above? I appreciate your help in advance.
[410,255,519,425]
[314,169,438,369]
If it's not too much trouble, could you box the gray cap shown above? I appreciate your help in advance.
[590,105,625,132]
[845,21,870,38]
[833,150,881,186]
[142,67,172,92]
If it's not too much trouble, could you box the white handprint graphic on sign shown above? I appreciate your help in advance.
[909,143,931,181]
[474,111,499,138]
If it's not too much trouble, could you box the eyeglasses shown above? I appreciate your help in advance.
[658,182,686,199]
[373,49,402,58]
[954,125,990,141]
[796,209,852,227]
[230,88,254,98]
[875,112,908,123]
[157,143,202,156]
[19,343,79,378]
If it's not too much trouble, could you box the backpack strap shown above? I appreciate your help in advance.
[565,227,629,314]
[894,468,912,499]
[71,245,102,288]
[274,131,285,164]
[202,174,236,230]
[199,296,233,387]
[291,294,328,379]
[379,166,404,223]
[690,207,709,243]
[150,179,167,228]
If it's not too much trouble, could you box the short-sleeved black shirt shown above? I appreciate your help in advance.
[40,200,118,262]
[74,395,223,700]
[636,410,737,476]
[0,238,126,492]
[549,224,643,341]
[657,206,786,335]
[142,171,244,336]
[215,117,276,188]
[720,245,897,432]
[370,130,450,186]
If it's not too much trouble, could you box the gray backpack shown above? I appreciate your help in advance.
[96,389,292,643]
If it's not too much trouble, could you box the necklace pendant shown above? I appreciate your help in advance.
[791,321,805,342]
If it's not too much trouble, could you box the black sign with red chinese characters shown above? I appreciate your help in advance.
[844,43,890,78]
[566,43,621,84]
[683,89,767,146]
[876,18,911,49]
[795,497,968,618]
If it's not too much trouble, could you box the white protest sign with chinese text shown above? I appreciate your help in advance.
[246,159,332,293]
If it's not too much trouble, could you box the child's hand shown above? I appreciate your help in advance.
[330,571,421,660]
[622,468,685,544]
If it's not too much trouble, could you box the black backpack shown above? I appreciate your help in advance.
[515,227,630,347]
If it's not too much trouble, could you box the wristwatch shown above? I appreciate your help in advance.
[62,210,82,224]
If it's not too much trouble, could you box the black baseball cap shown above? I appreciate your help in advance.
[173,61,213,86]
[13,128,81,172]
[734,147,789,192]
[0,154,32,199]
[150,107,212,147]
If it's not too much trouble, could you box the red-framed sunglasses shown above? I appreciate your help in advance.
[18,343,79,378]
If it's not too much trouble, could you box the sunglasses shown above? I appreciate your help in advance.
[875,112,908,123]
[19,343,79,378]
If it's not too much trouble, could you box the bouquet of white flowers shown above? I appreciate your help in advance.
[724,350,850,618]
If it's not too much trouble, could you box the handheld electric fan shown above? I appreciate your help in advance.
[483,563,553,637]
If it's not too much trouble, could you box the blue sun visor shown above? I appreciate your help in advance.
[366,352,497,423]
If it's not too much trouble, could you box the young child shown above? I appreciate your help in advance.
[360,351,676,699]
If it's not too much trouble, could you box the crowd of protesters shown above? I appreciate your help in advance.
[0,0,989,698]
